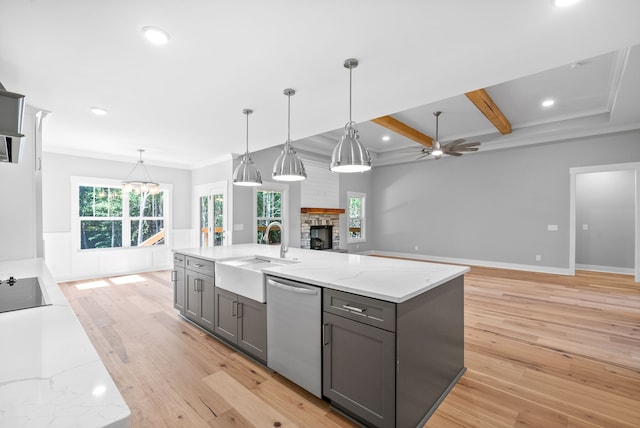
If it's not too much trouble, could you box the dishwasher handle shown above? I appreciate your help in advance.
[267,278,318,295]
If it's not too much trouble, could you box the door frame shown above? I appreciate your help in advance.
[569,162,640,282]
[194,180,231,247]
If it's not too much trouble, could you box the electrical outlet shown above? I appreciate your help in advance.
[536,255,542,262]
[582,224,589,231]
[414,245,419,251]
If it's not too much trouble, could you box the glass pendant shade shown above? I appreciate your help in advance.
[273,88,306,181]
[330,58,372,173]
[233,108,262,187]
[330,122,371,173]
[121,149,160,194]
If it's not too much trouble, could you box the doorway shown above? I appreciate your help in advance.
[570,162,640,282]
[194,181,229,247]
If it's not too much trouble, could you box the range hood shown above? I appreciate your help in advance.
[0,81,26,164]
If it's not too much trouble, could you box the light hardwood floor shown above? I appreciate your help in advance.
[59,266,640,428]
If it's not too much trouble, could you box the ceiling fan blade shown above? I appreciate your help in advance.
[444,139,466,148]
[453,142,481,149]
[399,146,424,152]
[416,152,431,160]
[453,147,479,152]
[446,151,463,157]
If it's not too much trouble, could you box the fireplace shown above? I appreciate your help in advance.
[310,225,332,250]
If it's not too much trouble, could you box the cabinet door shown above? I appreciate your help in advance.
[323,312,396,428]
[172,268,185,313]
[214,287,238,342]
[198,274,215,331]
[237,296,267,363]
[185,271,200,323]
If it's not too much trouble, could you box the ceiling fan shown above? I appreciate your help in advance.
[415,111,481,160]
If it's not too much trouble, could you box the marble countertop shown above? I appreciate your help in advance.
[175,244,469,303]
[0,258,130,427]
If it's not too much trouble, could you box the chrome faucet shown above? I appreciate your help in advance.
[264,221,288,258]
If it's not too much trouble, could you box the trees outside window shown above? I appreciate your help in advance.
[256,189,282,244]
[347,192,366,243]
[78,184,166,250]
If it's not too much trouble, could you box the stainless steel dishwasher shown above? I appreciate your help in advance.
[266,276,322,398]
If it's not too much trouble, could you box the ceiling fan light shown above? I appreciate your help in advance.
[273,140,307,181]
[431,141,443,157]
[233,155,262,186]
[330,123,372,173]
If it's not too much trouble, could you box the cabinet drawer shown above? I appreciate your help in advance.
[186,256,214,276]
[323,289,396,332]
[173,253,186,268]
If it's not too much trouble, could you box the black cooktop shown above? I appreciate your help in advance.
[0,276,51,314]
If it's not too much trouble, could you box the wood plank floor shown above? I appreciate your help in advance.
[59,266,640,428]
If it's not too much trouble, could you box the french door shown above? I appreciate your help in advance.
[194,182,229,247]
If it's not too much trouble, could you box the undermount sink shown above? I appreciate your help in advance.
[215,256,298,302]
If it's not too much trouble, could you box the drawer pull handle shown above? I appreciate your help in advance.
[343,304,365,313]
[193,263,205,268]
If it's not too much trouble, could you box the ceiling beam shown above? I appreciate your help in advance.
[464,88,512,134]
[371,115,433,148]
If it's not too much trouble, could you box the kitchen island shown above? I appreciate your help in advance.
[0,258,130,428]
[173,244,468,428]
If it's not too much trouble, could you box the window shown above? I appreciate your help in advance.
[256,189,282,244]
[76,179,168,250]
[347,192,366,243]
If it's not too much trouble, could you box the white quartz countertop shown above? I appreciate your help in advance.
[0,258,130,428]
[175,244,469,303]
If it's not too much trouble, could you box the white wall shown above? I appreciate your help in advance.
[576,170,635,272]
[41,152,192,280]
[0,110,39,262]
[370,130,640,273]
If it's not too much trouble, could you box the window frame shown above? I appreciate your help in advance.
[72,176,171,252]
[347,191,366,243]
[253,181,289,245]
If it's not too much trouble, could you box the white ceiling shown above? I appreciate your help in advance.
[1,1,640,169]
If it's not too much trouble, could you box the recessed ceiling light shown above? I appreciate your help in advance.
[553,0,581,7]
[382,135,390,142]
[90,107,108,116]
[143,26,170,45]
[542,99,555,108]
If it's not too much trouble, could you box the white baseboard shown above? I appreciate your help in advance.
[576,264,635,275]
[359,250,573,276]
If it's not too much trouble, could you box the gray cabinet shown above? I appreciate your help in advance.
[323,291,396,428]
[214,287,267,363]
[172,253,186,314]
[184,256,215,331]
[323,276,465,428]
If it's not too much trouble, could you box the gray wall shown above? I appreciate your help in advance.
[371,131,640,270]
[42,152,192,232]
[576,170,635,269]
[0,112,38,261]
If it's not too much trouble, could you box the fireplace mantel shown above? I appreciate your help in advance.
[300,208,345,215]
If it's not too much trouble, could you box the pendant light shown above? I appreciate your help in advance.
[330,58,372,173]
[121,149,160,194]
[233,109,262,187]
[273,88,306,181]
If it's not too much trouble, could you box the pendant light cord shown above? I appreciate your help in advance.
[245,112,249,156]
[287,92,291,141]
[349,65,353,124]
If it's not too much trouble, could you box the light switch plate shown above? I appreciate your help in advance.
[233,224,244,231]
[547,225,558,231]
